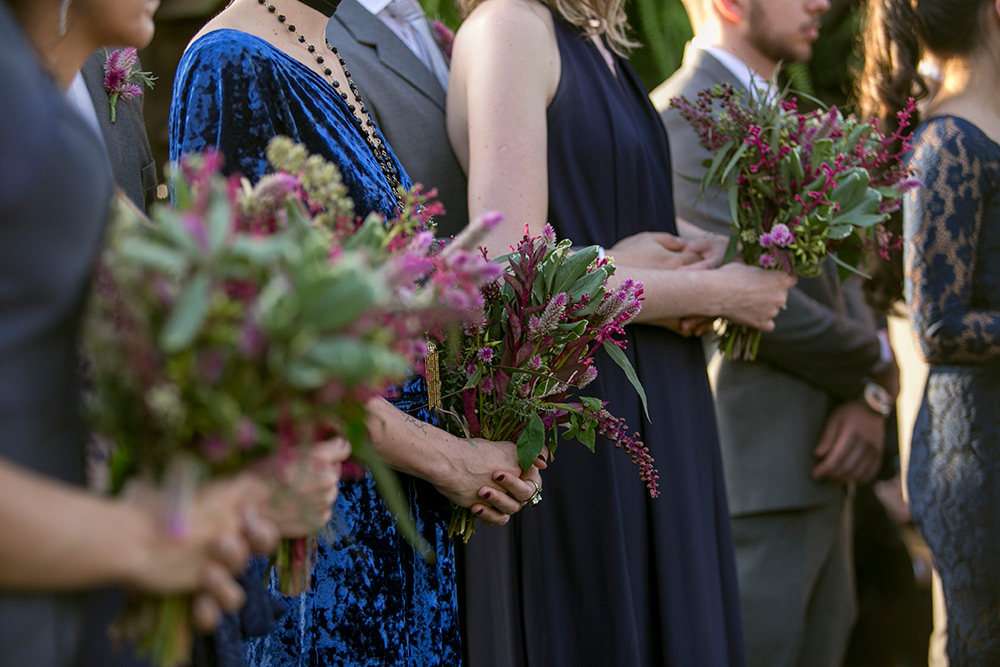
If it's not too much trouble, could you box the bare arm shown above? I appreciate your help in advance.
[365,397,542,526]
[0,459,271,600]
[448,2,791,330]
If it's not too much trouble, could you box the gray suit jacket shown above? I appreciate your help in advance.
[81,50,158,213]
[327,1,468,237]
[652,47,881,515]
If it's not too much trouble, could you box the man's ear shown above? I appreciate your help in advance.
[713,0,745,23]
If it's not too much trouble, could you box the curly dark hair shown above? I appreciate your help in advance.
[856,0,993,315]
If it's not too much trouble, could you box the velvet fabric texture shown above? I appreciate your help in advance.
[170,29,460,666]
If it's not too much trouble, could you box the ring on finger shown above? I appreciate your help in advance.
[527,479,542,506]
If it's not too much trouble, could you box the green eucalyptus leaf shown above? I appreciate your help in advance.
[206,191,232,255]
[119,238,189,275]
[160,272,212,352]
[307,274,382,330]
[306,339,409,385]
[284,359,326,389]
[154,208,203,255]
[229,235,290,264]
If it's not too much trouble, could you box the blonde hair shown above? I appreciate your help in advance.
[459,0,639,56]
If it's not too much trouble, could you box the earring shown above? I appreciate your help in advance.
[58,0,72,36]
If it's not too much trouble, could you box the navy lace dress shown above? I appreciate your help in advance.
[170,30,461,667]
[460,15,745,667]
[904,116,1000,664]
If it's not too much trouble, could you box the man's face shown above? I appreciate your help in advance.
[745,0,830,64]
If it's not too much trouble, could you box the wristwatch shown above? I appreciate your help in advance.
[862,381,893,417]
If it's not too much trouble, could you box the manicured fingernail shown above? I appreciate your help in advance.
[475,508,484,516]
[479,489,491,499]
[495,473,506,482]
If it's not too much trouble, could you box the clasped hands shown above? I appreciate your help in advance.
[432,436,546,527]
[123,437,350,632]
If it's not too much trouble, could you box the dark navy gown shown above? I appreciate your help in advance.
[460,16,746,667]
[170,30,461,667]
[904,116,1000,665]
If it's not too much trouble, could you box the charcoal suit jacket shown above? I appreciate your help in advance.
[81,50,158,213]
[651,47,882,516]
[326,0,468,237]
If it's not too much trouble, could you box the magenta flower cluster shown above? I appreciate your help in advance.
[670,84,919,359]
[103,47,154,123]
[433,224,657,540]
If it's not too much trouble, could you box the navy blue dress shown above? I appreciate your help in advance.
[170,30,461,667]
[460,16,745,667]
[904,116,1000,665]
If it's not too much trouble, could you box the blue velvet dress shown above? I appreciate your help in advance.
[170,30,461,667]
[904,116,1000,665]
[460,16,745,667]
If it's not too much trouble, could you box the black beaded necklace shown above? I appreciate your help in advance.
[257,0,403,211]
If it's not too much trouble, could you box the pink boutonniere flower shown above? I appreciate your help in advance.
[431,20,455,60]
[103,47,156,124]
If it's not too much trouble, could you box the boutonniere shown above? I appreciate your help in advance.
[103,47,156,124]
[431,20,454,60]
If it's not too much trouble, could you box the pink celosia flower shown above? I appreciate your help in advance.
[103,47,155,123]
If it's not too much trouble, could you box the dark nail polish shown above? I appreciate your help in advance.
[496,473,506,482]
[475,508,484,516]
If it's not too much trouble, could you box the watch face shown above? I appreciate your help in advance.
[864,382,893,416]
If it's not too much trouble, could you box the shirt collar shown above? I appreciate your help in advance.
[356,0,392,15]
[690,36,773,97]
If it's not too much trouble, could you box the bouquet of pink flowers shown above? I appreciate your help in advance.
[84,137,497,666]
[670,83,918,359]
[430,225,659,542]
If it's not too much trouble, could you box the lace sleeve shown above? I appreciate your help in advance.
[904,118,1000,365]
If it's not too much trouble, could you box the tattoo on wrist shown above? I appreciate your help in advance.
[404,414,428,434]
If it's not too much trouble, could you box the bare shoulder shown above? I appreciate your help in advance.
[451,0,559,98]
[453,0,558,63]
[187,4,268,51]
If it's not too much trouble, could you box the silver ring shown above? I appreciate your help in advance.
[527,479,542,506]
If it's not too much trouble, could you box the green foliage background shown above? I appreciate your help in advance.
[420,0,864,110]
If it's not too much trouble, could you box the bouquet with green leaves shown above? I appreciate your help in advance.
[84,137,497,666]
[670,83,918,359]
[431,225,659,542]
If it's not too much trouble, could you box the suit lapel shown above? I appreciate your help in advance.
[82,51,117,146]
[684,47,748,94]
[332,0,446,110]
